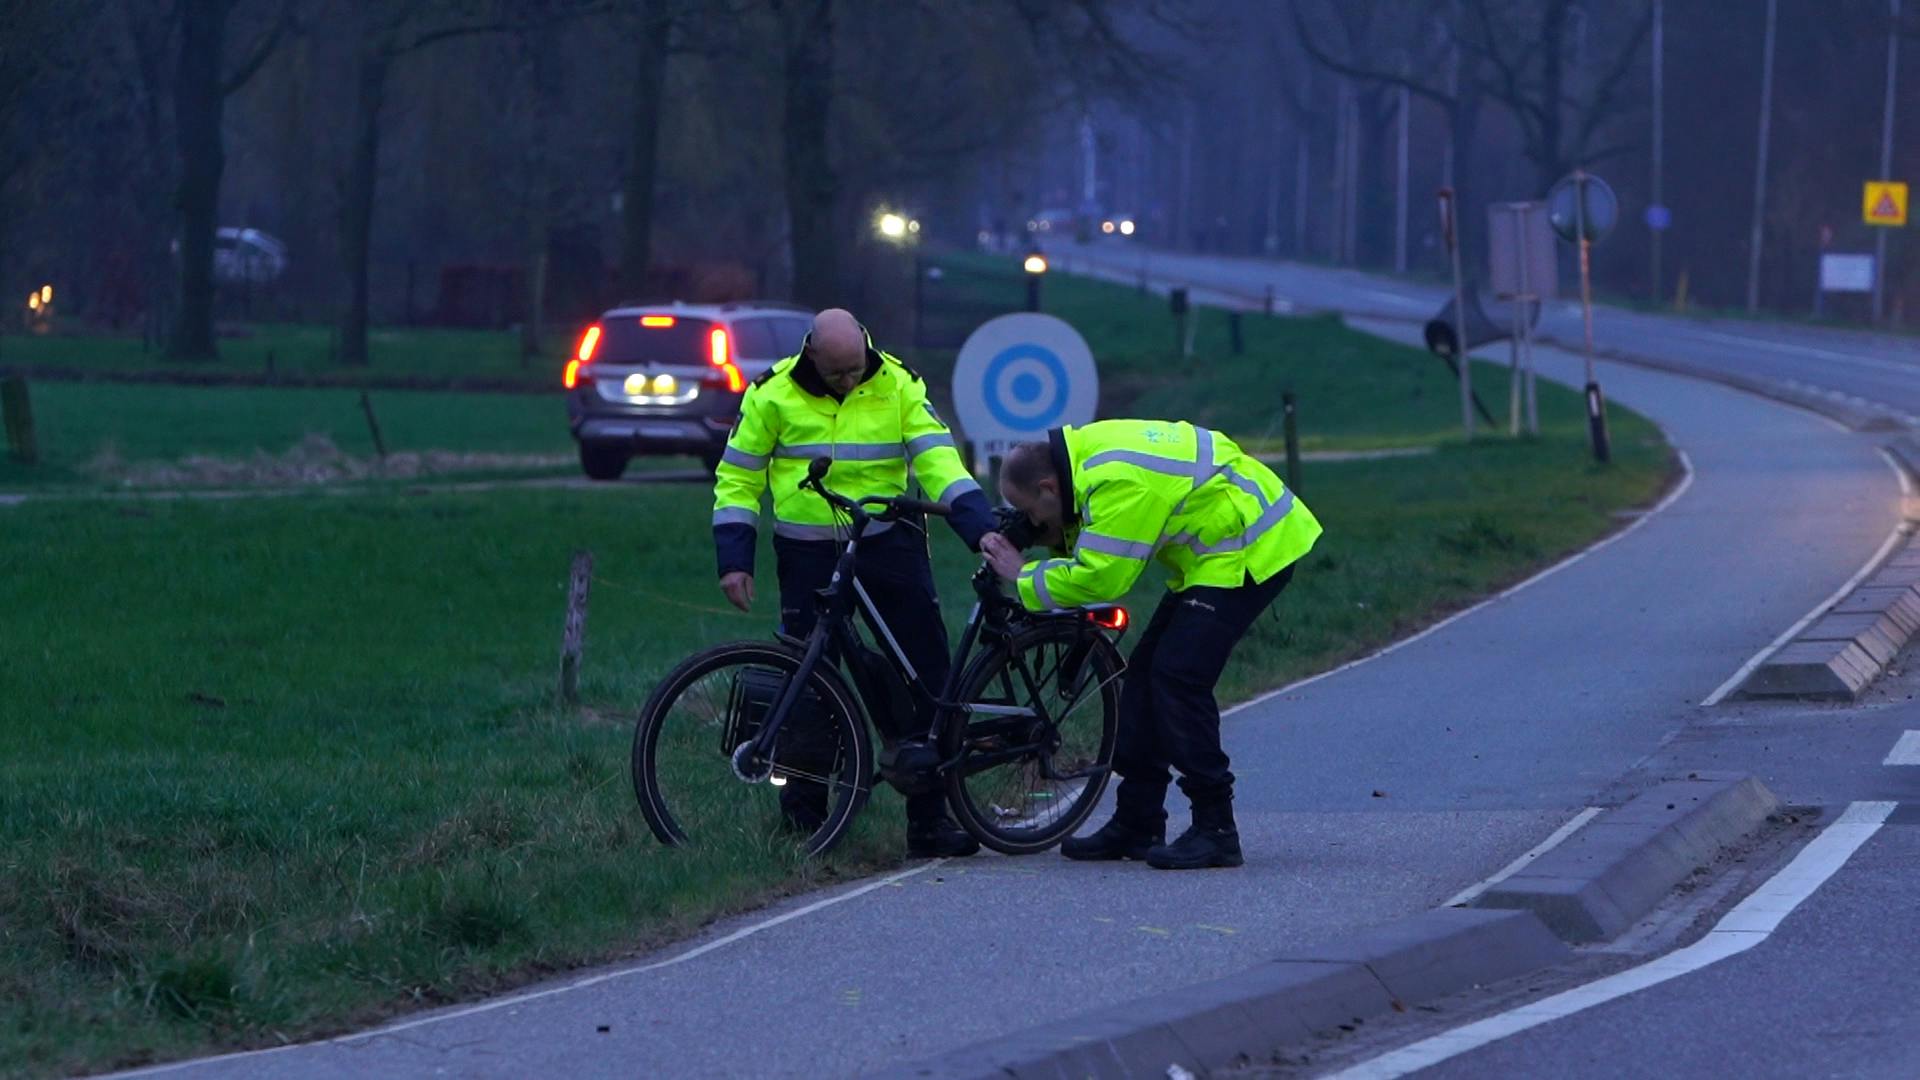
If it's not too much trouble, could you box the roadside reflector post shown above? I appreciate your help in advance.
[560,550,594,707]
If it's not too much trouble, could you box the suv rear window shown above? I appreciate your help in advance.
[594,316,715,365]
[731,316,811,361]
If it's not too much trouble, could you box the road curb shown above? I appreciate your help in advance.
[864,908,1567,1080]
[1739,436,1920,700]
[1472,773,1779,942]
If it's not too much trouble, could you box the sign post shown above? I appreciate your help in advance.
[1548,170,1618,465]
[1437,188,1473,439]
[1489,202,1555,437]
[951,314,1100,484]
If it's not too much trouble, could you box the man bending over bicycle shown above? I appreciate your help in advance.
[713,308,994,857]
[982,420,1322,870]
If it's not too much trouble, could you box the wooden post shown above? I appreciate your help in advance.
[358,390,388,459]
[1282,390,1301,495]
[559,550,594,707]
[2,375,37,465]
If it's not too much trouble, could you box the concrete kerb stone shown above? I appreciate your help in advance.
[1474,774,1779,943]
[1743,524,1920,699]
[865,910,1565,1080]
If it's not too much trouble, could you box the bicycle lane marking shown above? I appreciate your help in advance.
[1322,800,1898,1080]
[108,859,948,1078]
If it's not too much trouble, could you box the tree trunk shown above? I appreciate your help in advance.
[338,47,388,368]
[521,25,556,364]
[618,1,672,298]
[168,0,231,362]
[779,0,838,310]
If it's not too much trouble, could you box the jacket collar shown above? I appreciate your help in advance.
[791,327,883,401]
[1047,426,1079,527]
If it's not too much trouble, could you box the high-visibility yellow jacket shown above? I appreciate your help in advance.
[1016,419,1321,610]
[713,341,991,576]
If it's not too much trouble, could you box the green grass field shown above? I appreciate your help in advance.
[0,256,1676,1077]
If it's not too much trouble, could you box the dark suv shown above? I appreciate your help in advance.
[564,301,813,479]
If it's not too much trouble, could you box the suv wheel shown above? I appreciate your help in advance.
[579,443,630,481]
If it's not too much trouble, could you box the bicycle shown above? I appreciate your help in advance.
[631,456,1129,857]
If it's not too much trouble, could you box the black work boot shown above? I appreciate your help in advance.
[1060,815,1165,861]
[906,815,981,858]
[1146,802,1242,870]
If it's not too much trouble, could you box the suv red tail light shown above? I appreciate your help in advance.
[708,327,744,393]
[565,325,602,389]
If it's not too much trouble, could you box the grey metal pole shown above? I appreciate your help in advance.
[1443,189,1473,439]
[1397,84,1410,275]
[1746,0,1778,314]
[1875,0,1902,324]
[1651,0,1665,304]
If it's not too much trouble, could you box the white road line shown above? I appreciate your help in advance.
[1678,328,1920,377]
[1323,800,1897,1080]
[108,859,947,1078]
[1885,730,1920,765]
[1226,449,1696,717]
[1700,448,1913,706]
[1442,807,1604,908]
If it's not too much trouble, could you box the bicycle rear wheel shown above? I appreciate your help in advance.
[633,641,872,858]
[943,620,1122,854]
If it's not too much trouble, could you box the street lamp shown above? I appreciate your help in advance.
[1023,252,1047,311]
[877,212,908,240]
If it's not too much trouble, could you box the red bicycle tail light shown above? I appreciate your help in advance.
[641,315,676,327]
[1089,607,1129,631]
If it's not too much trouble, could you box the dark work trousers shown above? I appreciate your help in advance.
[774,526,952,824]
[1112,564,1295,827]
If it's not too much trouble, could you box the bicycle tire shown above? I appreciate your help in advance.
[942,619,1122,855]
[633,641,873,858]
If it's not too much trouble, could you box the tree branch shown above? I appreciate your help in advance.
[1288,0,1457,110]
[221,3,293,97]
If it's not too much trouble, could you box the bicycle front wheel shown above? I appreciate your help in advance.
[632,641,873,858]
[943,620,1122,854]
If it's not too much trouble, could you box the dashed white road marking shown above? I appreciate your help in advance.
[1443,807,1604,908]
[1884,730,1920,766]
[1325,800,1898,1080]
[1700,448,1913,707]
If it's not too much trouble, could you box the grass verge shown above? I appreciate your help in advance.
[0,260,1674,1077]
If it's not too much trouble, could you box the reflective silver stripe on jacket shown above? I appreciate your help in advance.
[1083,427,1220,484]
[935,476,982,502]
[773,442,904,461]
[1024,557,1073,610]
[721,446,769,471]
[773,519,895,541]
[905,432,956,457]
[1165,488,1297,556]
[712,507,760,528]
[1075,531,1154,560]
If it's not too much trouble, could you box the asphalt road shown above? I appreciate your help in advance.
[1059,240,1920,425]
[119,252,1905,1080]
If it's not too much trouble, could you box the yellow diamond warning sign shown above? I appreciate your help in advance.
[1864,181,1909,227]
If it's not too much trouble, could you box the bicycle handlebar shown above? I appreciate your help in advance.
[802,456,950,522]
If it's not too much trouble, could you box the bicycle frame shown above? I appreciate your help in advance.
[735,480,1125,787]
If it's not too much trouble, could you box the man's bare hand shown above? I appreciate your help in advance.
[720,571,755,612]
[981,533,1024,581]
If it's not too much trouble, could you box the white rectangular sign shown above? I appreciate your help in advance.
[1820,253,1876,293]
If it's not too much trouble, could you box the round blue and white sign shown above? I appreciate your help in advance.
[952,314,1098,457]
